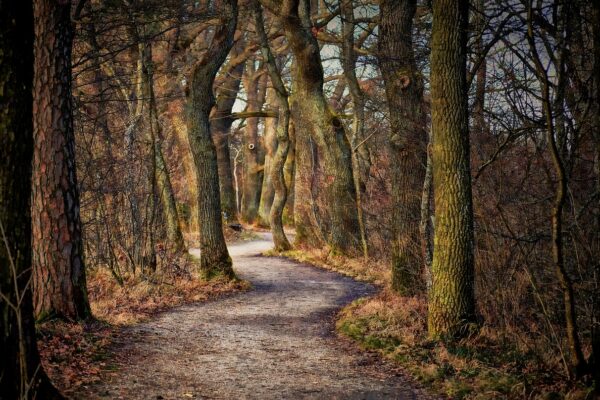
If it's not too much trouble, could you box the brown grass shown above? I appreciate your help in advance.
[281,248,593,400]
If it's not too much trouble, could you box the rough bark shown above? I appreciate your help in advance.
[591,0,600,383]
[212,39,247,224]
[258,88,278,227]
[427,0,477,338]
[32,0,91,320]
[378,0,427,294]
[241,62,268,224]
[263,0,361,254]
[255,3,293,250]
[341,0,369,258]
[0,2,62,396]
[186,0,237,278]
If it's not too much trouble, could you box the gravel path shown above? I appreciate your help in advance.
[75,233,424,399]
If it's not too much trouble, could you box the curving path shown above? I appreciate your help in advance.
[75,233,424,399]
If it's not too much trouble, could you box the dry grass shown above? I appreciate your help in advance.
[282,248,594,400]
[88,267,250,325]
[39,254,250,396]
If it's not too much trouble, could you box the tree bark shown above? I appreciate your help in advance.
[378,0,427,295]
[32,0,91,320]
[241,62,268,224]
[591,0,600,383]
[212,39,247,224]
[140,41,186,254]
[263,0,361,254]
[0,2,62,396]
[341,0,369,258]
[258,88,278,227]
[427,0,476,338]
[186,0,238,278]
[255,3,293,250]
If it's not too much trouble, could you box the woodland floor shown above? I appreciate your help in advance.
[72,232,429,399]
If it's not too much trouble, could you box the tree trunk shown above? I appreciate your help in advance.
[591,0,600,383]
[258,88,278,227]
[241,62,268,224]
[378,0,427,295]
[141,41,186,254]
[341,0,369,258]
[186,0,237,279]
[266,0,361,254]
[427,0,476,338]
[255,3,293,251]
[32,0,91,321]
[212,39,247,224]
[0,2,62,396]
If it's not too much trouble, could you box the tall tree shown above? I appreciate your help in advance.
[255,2,293,251]
[186,0,238,278]
[240,61,268,224]
[378,0,427,294]
[139,40,186,254]
[0,1,62,397]
[31,0,91,320]
[260,0,362,254]
[212,38,247,224]
[427,0,476,338]
[258,87,278,227]
[340,0,369,258]
[592,0,600,384]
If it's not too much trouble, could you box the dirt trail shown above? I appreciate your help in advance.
[75,233,425,399]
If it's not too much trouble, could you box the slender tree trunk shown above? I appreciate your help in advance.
[341,0,369,258]
[241,62,268,224]
[212,39,247,224]
[141,42,186,254]
[255,3,293,250]
[427,0,476,338]
[0,2,62,396]
[186,0,237,279]
[378,0,427,295]
[258,88,278,227]
[266,0,361,254]
[32,0,91,320]
[284,121,296,222]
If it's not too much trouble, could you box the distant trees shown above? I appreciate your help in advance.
[261,0,361,254]
[31,0,91,320]
[0,2,62,397]
[427,0,476,338]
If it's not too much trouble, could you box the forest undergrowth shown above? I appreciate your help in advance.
[37,229,251,396]
[280,248,595,399]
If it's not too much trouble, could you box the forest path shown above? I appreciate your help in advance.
[76,232,424,399]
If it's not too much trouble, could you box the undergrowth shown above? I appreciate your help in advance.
[38,249,250,396]
[281,247,594,400]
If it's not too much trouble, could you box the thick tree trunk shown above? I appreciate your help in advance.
[378,0,427,295]
[186,0,237,279]
[591,0,600,383]
[241,62,268,224]
[255,3,293,250]
[258,88,278,227]
[427,0,476,338]
[0,2,62,397]
[212,40,246,224]
[268,0,361,254]
[32,0,91,320]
